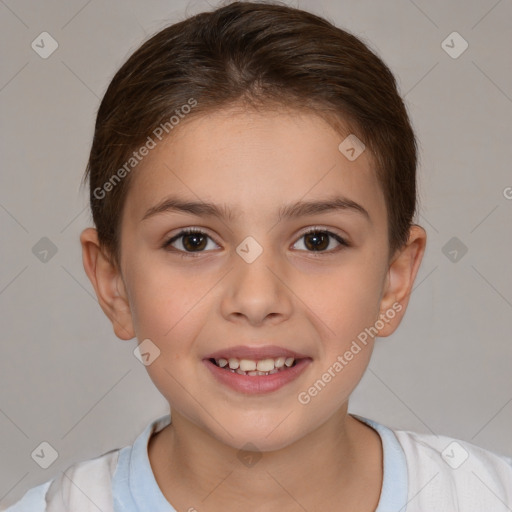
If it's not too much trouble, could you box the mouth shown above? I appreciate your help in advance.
[203,347,312,394]
[207,355,299,376]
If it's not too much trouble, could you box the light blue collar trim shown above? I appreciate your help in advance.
[113,414,174,512]
[351,414,409,512]
[113,413,409,512]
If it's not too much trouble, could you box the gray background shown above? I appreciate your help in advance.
[1,0,511,507]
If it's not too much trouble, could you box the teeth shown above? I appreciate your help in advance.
[239,359,257,372]
[284,357,295,367]
[274,357,286,368]
[228,358,240,369]
[256,359,274,372]
[215,356,297,374]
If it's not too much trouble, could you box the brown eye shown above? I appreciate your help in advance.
[182,232,207,251]
[304,231,329,251]
[163,229,218,253]
[293,229,348,253]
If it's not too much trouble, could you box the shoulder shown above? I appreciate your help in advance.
[0,480,52,512]
[392,427,512,510]
[1,449,120,512]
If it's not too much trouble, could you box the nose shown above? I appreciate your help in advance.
[220,242,293,327]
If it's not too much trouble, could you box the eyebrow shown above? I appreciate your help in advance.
[141,195,370,223]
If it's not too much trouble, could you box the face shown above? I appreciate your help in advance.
[97,106,412,451]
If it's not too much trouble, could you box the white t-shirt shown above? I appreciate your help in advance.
[3,413,512,511]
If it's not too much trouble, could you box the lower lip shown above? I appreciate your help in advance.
[203,358,312,394]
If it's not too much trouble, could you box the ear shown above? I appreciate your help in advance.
[377,224,427,337]
[80,227,135,340]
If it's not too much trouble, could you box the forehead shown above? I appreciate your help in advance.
[122,106,386,225]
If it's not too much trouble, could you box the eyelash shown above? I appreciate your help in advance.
[162,226,349,257]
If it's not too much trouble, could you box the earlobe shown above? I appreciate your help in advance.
[80,227,135,340]
[377,224,427,337]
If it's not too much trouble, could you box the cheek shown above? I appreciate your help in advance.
[126,266,207,397]
[126,260,221,373]
[302,257,384,337]
[126,261,196,341]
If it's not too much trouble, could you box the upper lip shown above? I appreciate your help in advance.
[205,345,311,361]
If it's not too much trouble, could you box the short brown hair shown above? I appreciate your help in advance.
[82,0,418,269]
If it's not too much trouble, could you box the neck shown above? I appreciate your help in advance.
[148,404,383,512]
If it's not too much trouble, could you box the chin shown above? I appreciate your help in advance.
[209,416,308,453]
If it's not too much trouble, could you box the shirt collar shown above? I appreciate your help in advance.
[114,413,408,512]
[113,414,174,511]
[351,414,409,511]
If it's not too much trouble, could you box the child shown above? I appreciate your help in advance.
[4,1,512,510]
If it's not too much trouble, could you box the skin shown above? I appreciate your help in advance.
[81,105,426,512]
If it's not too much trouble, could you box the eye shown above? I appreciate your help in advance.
[292,227,349,253]
[162,228,219,255]
[162,226,349,257]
